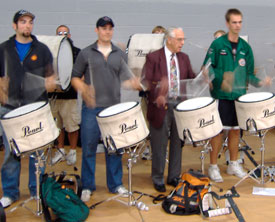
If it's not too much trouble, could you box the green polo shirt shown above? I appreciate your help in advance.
[203,34,260,100]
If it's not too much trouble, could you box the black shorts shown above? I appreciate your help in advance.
[218,99,239,128]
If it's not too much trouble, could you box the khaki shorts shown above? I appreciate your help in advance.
[50,99,81,132]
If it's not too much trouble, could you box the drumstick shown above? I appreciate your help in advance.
[88,59,94,87]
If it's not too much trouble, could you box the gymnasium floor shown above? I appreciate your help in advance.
[1,130,275,221]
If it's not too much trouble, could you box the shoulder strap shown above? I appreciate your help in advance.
[57,173,82,197]
[40,174,52,222]
[0,202,6,222]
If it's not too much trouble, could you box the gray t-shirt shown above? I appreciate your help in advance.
[72,42,130,107]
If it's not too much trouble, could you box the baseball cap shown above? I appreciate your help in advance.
[96,16,114,28]
[13,10,35,23]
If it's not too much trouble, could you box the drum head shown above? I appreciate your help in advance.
[176,97,214,111]
[98,102,137,117]
[238,92,273,102]
[58,38,73,90]
[3,101,46,119]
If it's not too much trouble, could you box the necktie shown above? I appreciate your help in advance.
[170,53,178,98]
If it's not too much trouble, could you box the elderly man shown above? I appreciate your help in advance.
[143,27,196,192]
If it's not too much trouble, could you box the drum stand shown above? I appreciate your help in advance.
[197,139,212,174]
[90,140,151,222]
[7,144,53,217]
[234,129,271,188]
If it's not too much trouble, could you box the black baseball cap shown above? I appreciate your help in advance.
[96,16,114,28]
[13,10,35,23]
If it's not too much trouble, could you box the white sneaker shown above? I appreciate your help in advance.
[0,196,14,208]
[51,148,66,165]
[116,186,129,198]
[141,147,151,160]
[81,189,92,202]
[66,149,76,165]
[227,161,247,178]
[208,165,224,183]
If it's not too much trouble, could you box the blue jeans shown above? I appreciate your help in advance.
[81,104,123,193]
[0,106,45,201]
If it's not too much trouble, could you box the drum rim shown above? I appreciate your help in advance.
[236,92,274,103]
[1,101,48,120]
[174,97,215,112]
[97,101,139,118]
[57,36,73,91]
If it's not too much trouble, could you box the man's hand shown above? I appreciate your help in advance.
[45,74,57,92]
[0,76,9,104]
[155,95,167,108]
[259,76,272,87]
[81,84,96,108]
[221,71,234,92]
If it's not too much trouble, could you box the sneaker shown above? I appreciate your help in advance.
[51,148,66,165]
[227,161,247,178]
[141,147,151,160]
[81,189,92,202]
[116,186,129,198]
[66,149,76,165]
[0,196,14,208]
[208,165,224,183]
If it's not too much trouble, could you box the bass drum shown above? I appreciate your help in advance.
[126,33,165,78]
[36,35,73,92]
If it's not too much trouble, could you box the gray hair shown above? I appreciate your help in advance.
[165,27,183,39]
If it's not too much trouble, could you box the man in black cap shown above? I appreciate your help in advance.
[71,16,141,202]
[0,9,56,208]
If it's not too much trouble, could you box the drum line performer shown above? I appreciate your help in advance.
[0,9,56,208]
[143,27,196,192]
[71,16,141,202]
[49,25,81,166]
[202,8,271,183]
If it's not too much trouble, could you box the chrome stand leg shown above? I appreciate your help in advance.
[7,145,52,216]
[90,141,150,222]
[234,130,269,188]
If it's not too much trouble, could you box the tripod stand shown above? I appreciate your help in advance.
[90,140,151,222]
[234,129,271,187]
[7,144,53,216]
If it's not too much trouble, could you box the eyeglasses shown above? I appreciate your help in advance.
[57,31,69,36]
[172,37,186,42]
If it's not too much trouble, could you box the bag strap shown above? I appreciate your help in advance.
[57,173,82,197]
[40,174,53,222]
[0,202,6,222]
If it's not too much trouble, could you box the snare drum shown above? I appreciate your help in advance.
[36,35,73,91]
[0,101,59,155]
[174,97,223,144]
[96,102,149,151]
[235,92,275,131]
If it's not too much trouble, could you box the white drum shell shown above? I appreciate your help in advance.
[96,102,149,149]
[235,92,275,131]
[174,98,223,142]
[36,35,73,91]
[127,33,165,77]
[0,102,59,154]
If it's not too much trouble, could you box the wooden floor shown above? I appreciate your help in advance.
[2,130,275,222]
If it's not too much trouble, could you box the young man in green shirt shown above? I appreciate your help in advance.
[203,8,270,182]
